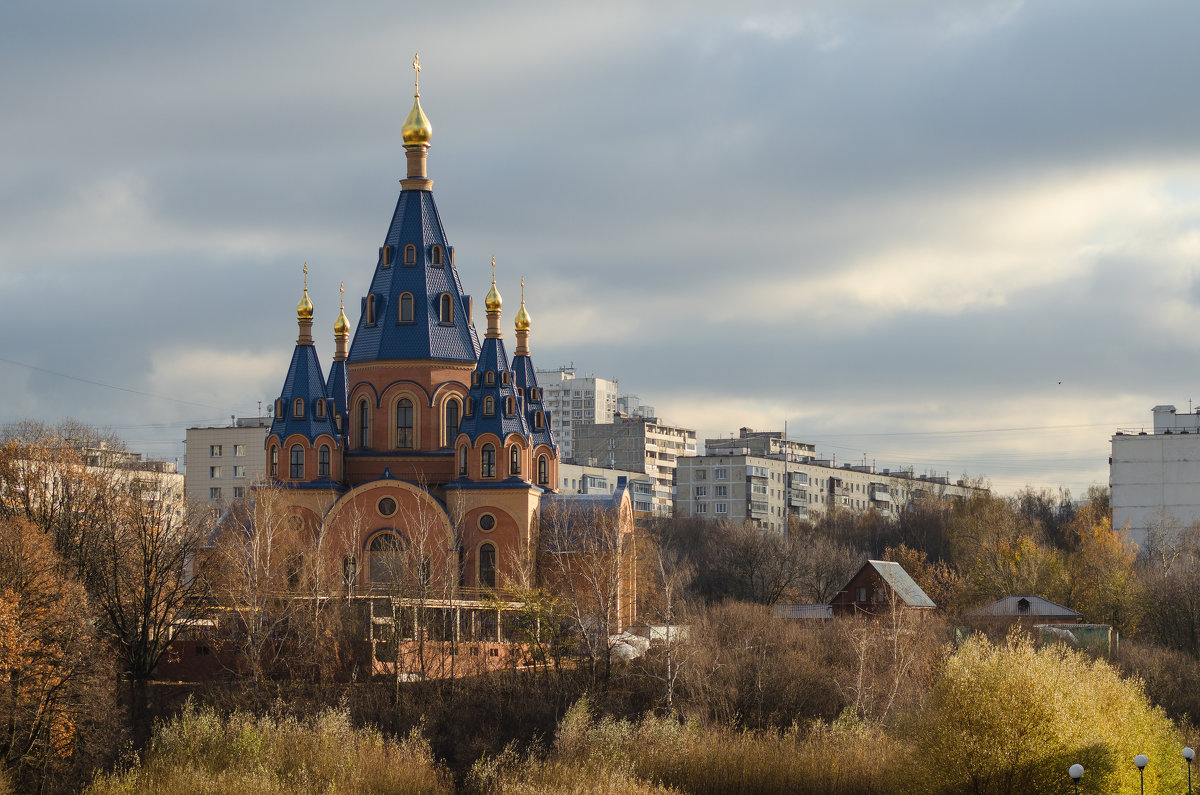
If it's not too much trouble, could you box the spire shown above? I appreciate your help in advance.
[333,281,349,361]
[485,256,503,339]
[401,52,434,191]
[297,263,314,345]
[514,277,531,356]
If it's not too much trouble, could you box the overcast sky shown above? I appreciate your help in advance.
[4,0,1200,496]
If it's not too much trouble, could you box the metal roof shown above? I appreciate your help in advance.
[862,560,936,608]
[968,595,1083,618]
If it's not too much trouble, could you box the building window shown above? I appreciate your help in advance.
[694,486,707,498]
[695,469,707,480]
[404,244,416,265]
[485,371,495,385]
[445,399,460,446]
[399,292,414,323]
[479,543,496,589]
[714,468,727,479]
[534,411,544,429]
[369,533,404,585]
[510,445,520,475]
[318,445,330,477]
[715,484,727,497]
[358,400,370,448]
[396,398,414,449]
[431,244,443,266]
[210,466,220,478]
[234,444,245,457]
[233,487,245,499]
[439,293,453,324]
[209,445,222,457]
[210,487,222,500]
[293,398,304,418]
[481,444,496,478]
[855,586,868,603]
[234,466,246,478]
[538,455,548,485]
[315,398,326,419]
[715,502,728,513]
[459,445,468,476]
[270,446,278,476]
[506,396,515,416]
[695,503,707,514]
[380,245,391,267]
[290,445,304,479]
[366,294,376,325]
[479,513,496,531]
[484,396,495,416]
[274,398,284,418]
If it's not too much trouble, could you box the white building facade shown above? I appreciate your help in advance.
[183,417,271,510]
[572,417,698,515]
[535,368,619,463]
[1111,404,1200,546]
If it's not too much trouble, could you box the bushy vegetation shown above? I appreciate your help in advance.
[87,703,451,795]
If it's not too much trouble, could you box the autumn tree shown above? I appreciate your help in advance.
[0,517,115,792]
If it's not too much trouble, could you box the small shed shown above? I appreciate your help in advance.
[830,560,935,616]
[968,596,1083,623]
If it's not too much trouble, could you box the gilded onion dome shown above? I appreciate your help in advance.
[402,53,432,149]
[485,256,502,313]
[297,263,314,321]
[333,282,350,336]
[514,277,531,332]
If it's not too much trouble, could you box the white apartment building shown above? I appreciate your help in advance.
[184,416,271,510]
[535,367,619,463]
[1111,404,1200,546]
[676,443,982,533]
[558,462,656,514]
[572,416,698,515]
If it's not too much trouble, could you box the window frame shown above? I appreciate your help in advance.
[481,444,496,478]
[289,444,304,479]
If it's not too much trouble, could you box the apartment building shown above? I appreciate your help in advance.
[677,438,982,532]
[184,416,271,510]
[559,462,656,515]
[572,416,698,515]
[535,367,619,463]
[1111,404,1200,546]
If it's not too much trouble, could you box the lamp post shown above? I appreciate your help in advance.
[1185,746,1195,794]
[1135,754,1149,795]
[1069,763,1084,794]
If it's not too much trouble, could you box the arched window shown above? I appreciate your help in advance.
[399,292,414,323]
[396,398,414,449]
[315,398,326,419]
[366,294,376,325]
[274,398,284,418]
[479,543,496,589]
[464,397,473,417]
[270,445,279,477]
[439,293,453,324]
[293,398,304,418]
[484,396,495,416]
[505,396,515,415]
[404,244,416,265]
[357,400,370,449]
[289,444,304,479]
[535,410,544,429]
[509,445,520,475]
[431,245,443,266]
[318,445,330,477]
[538,455,548,486]
[458,445,468,476]
[485,371,495,385]
[445,398,460,446]
[369,533,405,585]
[380,246,391,268]
[481,444,496,478]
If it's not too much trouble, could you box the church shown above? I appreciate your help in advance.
[260,59,634,623]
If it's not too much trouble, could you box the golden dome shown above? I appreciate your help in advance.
[514,277,531,331]
[334,281,349,335]
[485,256,502,312]
[297,263,314,321]
[402,96,432,149]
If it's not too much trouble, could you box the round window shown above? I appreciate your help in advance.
[377,497,397,517]
[479,513,496,532]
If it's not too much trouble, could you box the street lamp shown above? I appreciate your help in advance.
[1185,746,1195,794]
[1069,763,1084,794]
[1135,754,1149,795]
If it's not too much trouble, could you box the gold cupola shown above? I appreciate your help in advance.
[333,281,350,337]
[401,53,434,191]
[297,263,314,321]
[514,277,531,332]
[485,256,503,339]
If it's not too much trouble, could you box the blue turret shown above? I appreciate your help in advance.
[510,279,556,452]
[269,267,338,447]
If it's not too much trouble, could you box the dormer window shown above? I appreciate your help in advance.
[530,388,539,401]
[501,372,511,386]
[380,246,391,268]
[535,411,544,429]
[366,294,376,326]
[464,397,473,416]
[505,397,515,416]
[431,244,444,266]
[439,293,453,324]
[293,398,304,419]
[485,371,495,385]
[484,396,495,416]
[472,372,480,387]
[404,244,416,265]
[315,398,326,419]
[399,292,414,323]
[274,398,284,418]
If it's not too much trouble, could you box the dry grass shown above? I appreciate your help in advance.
[86,702,451,795]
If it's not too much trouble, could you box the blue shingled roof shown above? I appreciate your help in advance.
[347,189,481,364]
[511,352,557,451]
[457,336,532,444]
[269,341,338,444]
[326,358,349,440]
